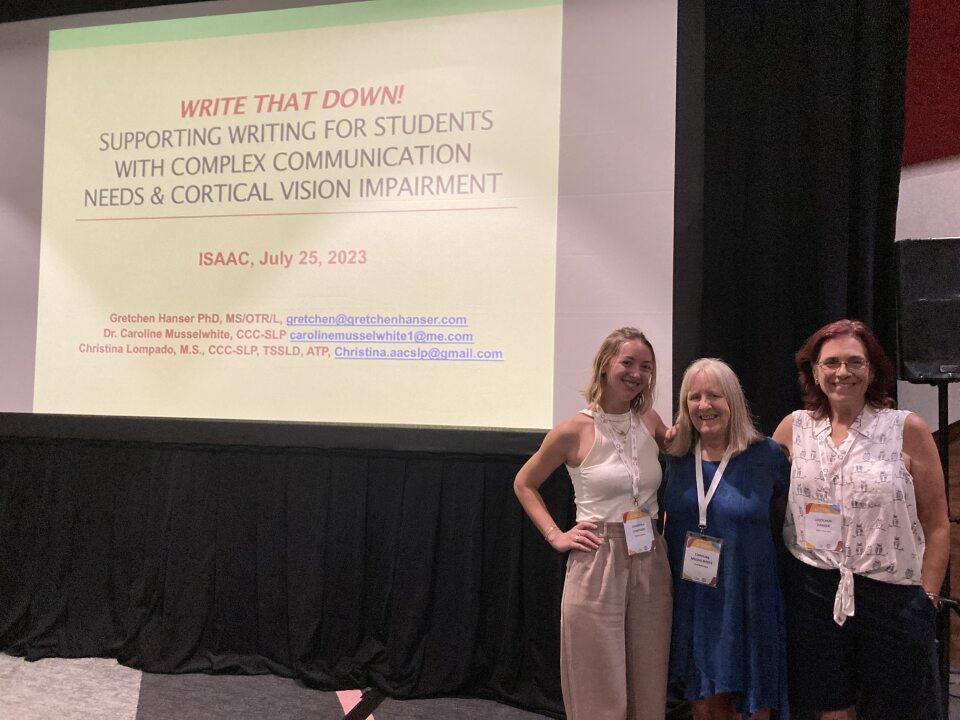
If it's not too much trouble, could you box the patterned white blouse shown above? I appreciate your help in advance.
[783,405,924,625]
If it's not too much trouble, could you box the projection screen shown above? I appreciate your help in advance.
[1,0,677,431]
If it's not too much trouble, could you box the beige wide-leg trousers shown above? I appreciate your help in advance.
[560,523,672,720]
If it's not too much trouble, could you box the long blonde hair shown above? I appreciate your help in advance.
[667,358,760,457]
[582,327,656,415]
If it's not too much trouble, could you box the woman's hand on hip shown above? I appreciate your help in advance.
[550,521,603,552]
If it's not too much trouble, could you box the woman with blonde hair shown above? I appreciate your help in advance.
[663,358,790,720]
[514,327,672,720]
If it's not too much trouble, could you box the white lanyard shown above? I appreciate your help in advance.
[694,441,734,532]
[597,410,642,507]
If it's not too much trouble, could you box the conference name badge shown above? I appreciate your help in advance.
[622,505,655,555]
[802,502,843,552]
[681,532,722,587]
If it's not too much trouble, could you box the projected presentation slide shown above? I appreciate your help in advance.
[34,0,563,428]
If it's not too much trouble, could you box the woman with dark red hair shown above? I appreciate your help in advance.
[772,319,948,720]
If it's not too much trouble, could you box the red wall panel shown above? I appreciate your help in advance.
[903,0,960,166]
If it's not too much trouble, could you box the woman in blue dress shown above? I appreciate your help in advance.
[663,358,790,720]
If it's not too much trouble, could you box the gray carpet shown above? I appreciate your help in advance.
[5,652,960,719]
[0,654,142,720]
[135,671,344,719]
[375,696,551,719]
[1,653,554,720]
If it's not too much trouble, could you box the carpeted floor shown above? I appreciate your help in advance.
[5,652,958,719]
[0,654,142,720]
[0,653,552,720]
[135,670,343,719]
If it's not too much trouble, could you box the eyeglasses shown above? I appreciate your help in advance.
[816,358,869,373]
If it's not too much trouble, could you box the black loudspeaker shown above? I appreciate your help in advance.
[897,237,960,381]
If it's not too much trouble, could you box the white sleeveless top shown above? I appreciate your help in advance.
[783,406,924,625]
[565,409,662,522]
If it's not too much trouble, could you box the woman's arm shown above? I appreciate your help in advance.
[644,408,670,452]
[514,422,602,553]
[771,413,794,461]
[903,413,949,596]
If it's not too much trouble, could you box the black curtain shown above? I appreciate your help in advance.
[0,436,573,718]
[678,0,909,432]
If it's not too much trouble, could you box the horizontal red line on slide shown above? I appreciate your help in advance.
[74,206,519,221]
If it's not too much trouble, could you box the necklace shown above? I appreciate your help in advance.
[606,414,631,437]
[596,409,642,507]
[601,411,631,438]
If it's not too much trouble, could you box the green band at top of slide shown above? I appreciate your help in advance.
[50,0,561,51]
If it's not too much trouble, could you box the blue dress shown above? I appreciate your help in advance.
[663,438,790,718]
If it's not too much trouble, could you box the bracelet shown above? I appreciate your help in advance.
[926,591,942,609]
[543,524,559,540]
